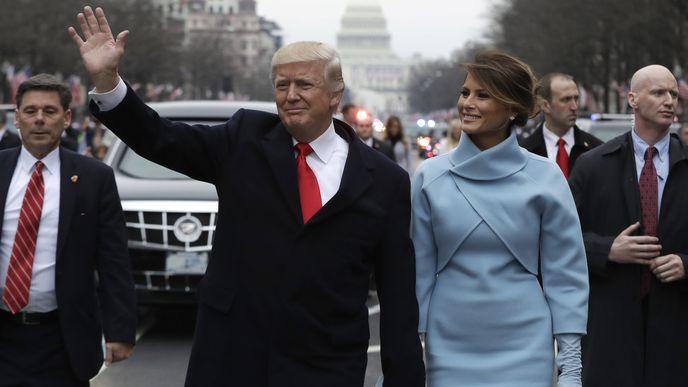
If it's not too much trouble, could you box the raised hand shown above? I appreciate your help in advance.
[68,6,128,92]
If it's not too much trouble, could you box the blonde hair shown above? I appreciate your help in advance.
[445,118,462,149]
[271,41,344,93]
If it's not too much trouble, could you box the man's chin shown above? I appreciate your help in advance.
[282,119,308,134]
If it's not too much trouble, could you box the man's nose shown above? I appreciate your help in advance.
[286,84,299,100]
[663,92,676,105]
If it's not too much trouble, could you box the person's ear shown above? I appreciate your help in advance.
[539,97,551,114]
[628,92,638,109]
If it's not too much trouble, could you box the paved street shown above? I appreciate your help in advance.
[91,296,383,387]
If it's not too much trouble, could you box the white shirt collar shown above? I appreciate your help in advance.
[18,146,60,176]
[291,121,338,164]
[542,123,575,146]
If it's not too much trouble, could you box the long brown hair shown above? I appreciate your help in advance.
[384,115,407,146]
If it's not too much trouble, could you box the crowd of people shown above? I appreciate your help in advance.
[0,5,686,387]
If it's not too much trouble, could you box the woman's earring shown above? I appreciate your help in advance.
[509,115,515,121]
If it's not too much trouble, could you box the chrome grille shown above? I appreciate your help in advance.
[133,271,203,292]
[122,200,218,252]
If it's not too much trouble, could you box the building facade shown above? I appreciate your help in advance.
[336,0,409,116]
[152,0,281,98]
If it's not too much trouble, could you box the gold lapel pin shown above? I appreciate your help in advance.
[71,175,78,183]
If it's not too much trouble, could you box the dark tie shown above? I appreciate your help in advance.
[3,161,45,313]
[638,146,658,298]
[295,143,322,223]
[556,138,569,178]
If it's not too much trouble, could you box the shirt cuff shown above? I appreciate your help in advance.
[88,77,126,112]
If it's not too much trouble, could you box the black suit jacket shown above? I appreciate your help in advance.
[569,132,688,386]
[0,147,136,381]
[519,123,603,173]
[372,137,395,161]
[0,130,21,150]
[93,87,425,387]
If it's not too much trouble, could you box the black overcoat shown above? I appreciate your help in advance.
[569,131,688,387]
[93,87,425,387]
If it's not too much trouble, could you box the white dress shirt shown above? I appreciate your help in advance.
[0,147,61,312]
[90,77,349,206]
[293,125,348,206]
[543,124,575,162]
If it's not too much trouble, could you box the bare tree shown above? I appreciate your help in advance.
[492,0,686,113]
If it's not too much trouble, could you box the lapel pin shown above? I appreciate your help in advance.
[71,175,78,183]
[583,141,589,148]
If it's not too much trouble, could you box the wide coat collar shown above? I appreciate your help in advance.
[448,128,527,180]
[260,118,374,226]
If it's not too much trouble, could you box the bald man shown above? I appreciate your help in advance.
[570,65,688,387]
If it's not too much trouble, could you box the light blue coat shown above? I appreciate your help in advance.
[411,130,588,386]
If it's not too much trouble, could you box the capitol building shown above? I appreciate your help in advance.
[336,0,410,117]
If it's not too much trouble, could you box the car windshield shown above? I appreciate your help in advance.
[589,125,630,142]
[119,148,189,179]
[115,118,229,180]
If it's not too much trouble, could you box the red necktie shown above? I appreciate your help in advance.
[295,143,322,223]
[3,161,45,313]
[638,147,658,298]
[556,138,569,178]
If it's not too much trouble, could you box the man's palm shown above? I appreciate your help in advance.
[80,32,122,76]
[68,6,128,91]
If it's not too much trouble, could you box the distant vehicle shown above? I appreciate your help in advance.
[580,113,680,142]
[102,100,277,305]
[416,133,439,159]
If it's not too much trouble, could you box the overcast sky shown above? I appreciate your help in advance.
[256,0,499,60]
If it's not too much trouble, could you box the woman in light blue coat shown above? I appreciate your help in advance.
[412,51,589,387]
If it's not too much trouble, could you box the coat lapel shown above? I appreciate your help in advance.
[659,135,688,233]
[0,148,21,233]
[309,121,372,225]
[261,123,301,222]
[617,133,641,226]
[527,126,548,157]
[570,126,593,164]
[56,148,79,259]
